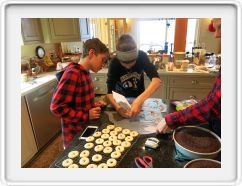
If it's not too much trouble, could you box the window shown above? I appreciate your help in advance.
[186,19,197,53]
[138,19,175,54]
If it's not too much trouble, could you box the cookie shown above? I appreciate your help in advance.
[68,151,79,159]
[110,131,118,136]
[93,131,102,138]
[130,130,139,137]
[102,129,110,134]
[68,164,79,168]
[98,163,108,168]
[86,164,97,168]
[107,124,115,130]
[114,127,122,132]
[121,141,131,148]
[117,133,125,140]
[109,135,117,141]
[95,138,104,145]
[94,145,104,152]
[79,157,90,166]
[107,158,117,168]
[111,151,121,159]
[86,136,95,142]
[80,150,90,158]
[122,129,130,135]
[103,146,113,154]
[115,146,124,153]
[92,154,102,162]
[62,158,73,167]
[125,136,133,142]
[84,143,94,149]
[101,133,109,140]
[113,139,122,146]
[103,140,112,147]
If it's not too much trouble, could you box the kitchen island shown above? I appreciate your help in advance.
[49,100,220,168]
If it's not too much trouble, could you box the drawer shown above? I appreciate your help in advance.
[93,83,107,94]
[169,76,215,88]
[91,74,107,83]
[168,87,210,100]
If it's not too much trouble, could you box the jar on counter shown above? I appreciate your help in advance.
[21,73,28,82]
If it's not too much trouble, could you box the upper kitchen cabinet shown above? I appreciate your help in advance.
[21,18,44,44]
[41,18,81,43]
[79,18,91,41]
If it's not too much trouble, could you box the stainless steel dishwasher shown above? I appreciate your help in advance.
[25,80,61,150]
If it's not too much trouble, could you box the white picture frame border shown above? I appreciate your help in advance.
[0,0,241,186]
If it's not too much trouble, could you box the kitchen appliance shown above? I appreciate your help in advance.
[173,126,221,160]
[25,80,61,150]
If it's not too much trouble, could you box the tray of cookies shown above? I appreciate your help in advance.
[55,124,140,168]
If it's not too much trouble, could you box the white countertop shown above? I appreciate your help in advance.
[21,71,57,96]
[91,68,217,76]
[21,66,217,96]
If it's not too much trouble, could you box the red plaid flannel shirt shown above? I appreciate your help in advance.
[165,70,221,128]
[50,63,95,148]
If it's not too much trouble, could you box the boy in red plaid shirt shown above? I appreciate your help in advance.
[50,38,109,148]
[156,18,221,137]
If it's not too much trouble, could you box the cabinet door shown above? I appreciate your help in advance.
[21,18,44,44]
[91,74,107,95]
[46,18,81,43]
[80,18,91,41]
[21,96,38,167]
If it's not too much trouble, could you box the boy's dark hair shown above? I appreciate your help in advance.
[82,38,109,58]
[116,34,137,52]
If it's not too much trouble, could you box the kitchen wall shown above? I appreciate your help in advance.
[21,43,61,63]
[196,18,221,54]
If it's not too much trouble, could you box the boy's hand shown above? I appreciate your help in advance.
[156,118,172,134]
[95,100,107,108]
[116,106,132,118]
[89,107,101,120]
[130,99,143,117]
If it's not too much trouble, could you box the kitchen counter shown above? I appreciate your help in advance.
[92,68,218,77]
[21,71,57,96]
[49,100,220,168]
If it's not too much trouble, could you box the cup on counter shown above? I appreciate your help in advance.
[167,62,174,71]
[181,60,189,71]
[174,60,182,69]
[21,73,28,82]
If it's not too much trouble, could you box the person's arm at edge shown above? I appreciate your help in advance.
[164,71,221,130]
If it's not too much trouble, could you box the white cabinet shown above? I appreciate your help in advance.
[41,18,81,43]
[167,75,216,100]
[21,96,38,167]
[21,18,44,44]
[91,73,107,95]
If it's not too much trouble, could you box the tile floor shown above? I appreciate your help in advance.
[27,133,64,168]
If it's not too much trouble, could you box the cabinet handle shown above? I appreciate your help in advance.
[94,77,99,81]
[189,95,197,99]
[192,80,198,84]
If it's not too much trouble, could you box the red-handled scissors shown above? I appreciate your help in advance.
[134,156,153,168]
